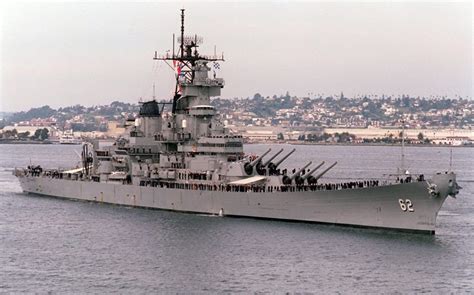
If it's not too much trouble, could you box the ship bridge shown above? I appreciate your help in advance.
[188,105,216,116]
[178,135,243,154]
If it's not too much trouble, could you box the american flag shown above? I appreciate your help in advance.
[173,60,182,76]
[173,60,183,93]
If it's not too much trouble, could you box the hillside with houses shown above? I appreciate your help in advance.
[1,95,473,145]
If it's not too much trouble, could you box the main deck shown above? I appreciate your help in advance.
[16,171,455,234]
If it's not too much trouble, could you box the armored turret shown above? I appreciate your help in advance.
[244,148,272,175]
[268,148,296,175]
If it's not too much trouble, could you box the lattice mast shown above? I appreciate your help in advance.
[153,9,224,113]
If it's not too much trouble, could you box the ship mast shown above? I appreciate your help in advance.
[180,8,184,59]
[153,9,225,114]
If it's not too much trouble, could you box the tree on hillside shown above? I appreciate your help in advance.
[32,129,42,140]
[9,105,56,122]
[32,128,49,140]
[17,131,30,139]
[40,128,49,140]
[2,129,18,139]
[253,93,263,100]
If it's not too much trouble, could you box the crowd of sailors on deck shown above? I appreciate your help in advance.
[398,175,425,183]
[138,179,382,193]
[26,165,43,177]
[24,165,424,193]
[24,166,76,180]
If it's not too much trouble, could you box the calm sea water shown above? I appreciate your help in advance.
[0,144,473,293]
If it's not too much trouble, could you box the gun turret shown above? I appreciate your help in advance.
[282,161,312,185]
[244,148,272,175]
[257,148,284,175]
[268,148,296,175]
[307,162,338,184]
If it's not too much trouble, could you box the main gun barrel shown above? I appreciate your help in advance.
[274,148,296,168]
[250,148,272,167]
[262,148,284,166]
[312,161,338,181]
[302,161,325,180]
[289,161,312,181]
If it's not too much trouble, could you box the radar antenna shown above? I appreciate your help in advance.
[153,9,225,113]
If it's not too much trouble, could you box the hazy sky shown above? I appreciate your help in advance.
[1,1,472,112]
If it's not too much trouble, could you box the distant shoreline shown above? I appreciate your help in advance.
[246,141,473,148]
[1,139,471,148]
[0,140,53,145]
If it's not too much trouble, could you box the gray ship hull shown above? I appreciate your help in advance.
[17,173,455,234]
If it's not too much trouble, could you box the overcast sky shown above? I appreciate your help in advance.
[1,1,472,112]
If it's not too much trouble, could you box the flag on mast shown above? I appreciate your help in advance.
[173,60,183,93]
[173,60,182,76]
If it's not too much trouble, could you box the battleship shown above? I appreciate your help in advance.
[14,10,461,234]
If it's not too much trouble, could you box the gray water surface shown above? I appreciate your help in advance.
[0,144,473,293]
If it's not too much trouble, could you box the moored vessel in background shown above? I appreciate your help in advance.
[59,131,82,145]
[14,10,461,234]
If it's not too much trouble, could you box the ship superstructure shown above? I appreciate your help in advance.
[14,10,461,234]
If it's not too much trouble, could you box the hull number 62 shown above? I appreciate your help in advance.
[398,199,414,212]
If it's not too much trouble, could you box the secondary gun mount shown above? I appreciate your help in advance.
[244,148,272,175]
[295,161,325,185]
[307,162,338,184]
[282,161,312,185]
[256,148,284,175]
[268,148,296,175]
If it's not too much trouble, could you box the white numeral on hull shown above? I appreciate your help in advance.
[399,199,414,212]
